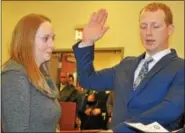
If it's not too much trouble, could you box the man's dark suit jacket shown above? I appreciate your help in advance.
[73,42,184,132]
[59,84,77,102]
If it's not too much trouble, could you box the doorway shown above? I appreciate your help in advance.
[49,47,124,89]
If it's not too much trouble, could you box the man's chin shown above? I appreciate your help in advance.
[145,47,157,54]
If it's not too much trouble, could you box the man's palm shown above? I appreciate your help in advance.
[82,9,109,44]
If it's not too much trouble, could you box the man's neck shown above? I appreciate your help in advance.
[146,47,169,57]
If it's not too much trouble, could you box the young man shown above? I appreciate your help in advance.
[58,73,77,102]
[73,2,184,132]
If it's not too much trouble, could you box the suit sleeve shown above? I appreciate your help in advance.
[73,41,117,91]
[2,71,31,132]
[113,69,184,132]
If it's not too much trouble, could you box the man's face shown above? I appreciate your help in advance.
[60,73,68,85]
[139,9,174,55]
[68,77,74,85]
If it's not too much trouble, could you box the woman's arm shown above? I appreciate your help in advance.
[2,71,31,132]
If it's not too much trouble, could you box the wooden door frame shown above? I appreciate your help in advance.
[52,47,124,59]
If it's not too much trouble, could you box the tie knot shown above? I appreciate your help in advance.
[145,57,153,64]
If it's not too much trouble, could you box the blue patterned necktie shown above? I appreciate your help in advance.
[133,57,154,90]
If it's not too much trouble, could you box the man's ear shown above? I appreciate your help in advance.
[168,24,174,35]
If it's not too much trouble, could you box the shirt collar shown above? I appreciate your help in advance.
[145,48,171,62]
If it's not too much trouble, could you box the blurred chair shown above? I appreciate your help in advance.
[179,113,184,128]
[172,112,185,133]
[58,102,77,130]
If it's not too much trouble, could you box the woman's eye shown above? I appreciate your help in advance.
[43,37,49,42]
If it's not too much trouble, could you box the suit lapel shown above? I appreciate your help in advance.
[128,49,177,103]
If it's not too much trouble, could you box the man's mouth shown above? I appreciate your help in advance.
[146,39,156,44]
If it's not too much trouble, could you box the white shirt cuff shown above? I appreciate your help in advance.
[78,42,93,48]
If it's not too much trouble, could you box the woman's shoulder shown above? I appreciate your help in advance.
[2,60,30,88]
[2,59,27,76]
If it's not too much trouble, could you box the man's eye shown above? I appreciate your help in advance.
[153,26,160,29]
[140,25,147,29]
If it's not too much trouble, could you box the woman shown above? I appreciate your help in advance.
[2,13,61,132]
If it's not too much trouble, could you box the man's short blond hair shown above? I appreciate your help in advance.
[140,2,173,25]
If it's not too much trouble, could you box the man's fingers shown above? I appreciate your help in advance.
[96,9,106,23]
[102,26,110,35]
[100,11,108,26]
[88,12,96,25]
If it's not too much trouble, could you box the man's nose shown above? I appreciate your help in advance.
[146,27,152,36]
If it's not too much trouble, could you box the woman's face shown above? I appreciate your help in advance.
[34,21,55,66]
